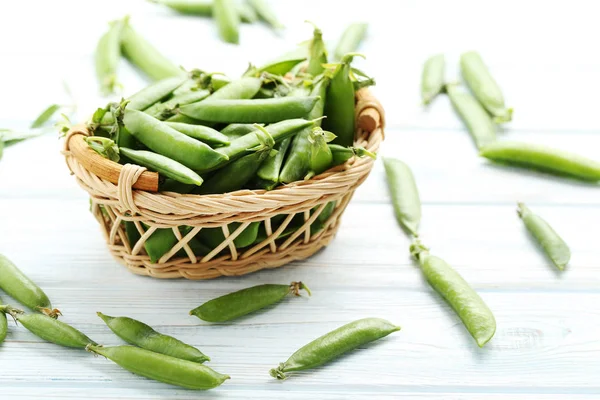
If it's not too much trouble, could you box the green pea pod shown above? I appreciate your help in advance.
[210,74,231,90]
[209,77,262,100]
[197,152,268,194]
[248,0,284,30]
[306,22,328,76]
[306,127,336,179]
[159,179,196,194]
[119,148,203,186]
[165,122,229,146]
[144,89,211,120]
[180,96,319,124]
[248,58,306,77]
[323,53,362,147]
[97,312,209,363]
[480,141,600,181]
[197,222,261,249]
[0,254,53,314]
[460,51,513,123]
[125,221,142,248]
[150,0,213,16]
[270,318,400,379]
[334,23,368,61]
[95,19,125,95]
[214,0,240,44]
[421,54,445,105]
[0,299,7,344]
[383,157,421,237]
[256,136,292,187]
[410,242,496,347]
[329,144,376,166]
[220,123,259,141]
[121,18,185,81]
[237,0,258,23]
[310,201,336,234]
[86,345,230,390]
[517,203,570,270]
[144,226,210,263]
[279,78,329,183]
[446,83,496,150]
[190,282,310,322]
[128,76,188,111]
[12,311,96,349]
[31,104,61,129]
[123,110,228,171]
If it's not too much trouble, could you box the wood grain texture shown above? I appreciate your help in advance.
[1,0,600,398]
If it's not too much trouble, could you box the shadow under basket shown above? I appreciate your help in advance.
[63,89,385,279]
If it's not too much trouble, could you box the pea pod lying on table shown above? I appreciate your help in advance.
[270,318,400,379]
[383,157,421,237]
[98,312,210,363]
[86,344,230,390]
[190,281,311,322]
[421,54,445,105]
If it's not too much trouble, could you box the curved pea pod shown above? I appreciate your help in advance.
[0,301,7,344]
[213,0,240,44]
[95,18,125,95]
[0,254,53,314]
[480,141,600,181]
[270,318,400,379]
[144,89,211,120]
[383,157,421,237]
[209,77,263,100]
[120,19,185,82]
[306,22,328,76]
[97,312,209,363]
[517,203,570,270]
[13,311,96,349]
[128,76,188,111]
[197,152,268,194]
[220,123,259,141]
[150,0,213,16]
[323,53,362,147]
[329,144,376,166]
[198,222,261,249]
[421,54,445,105]
[305,128,336,179]
[460,51,512,123]
[190,282,311,322]
[180,96,320,124]
[164,122,229,146]
[248,0,284,30]
[87,345,230,390]
[123,110,228,171]
[119,148,203,186]
[256,136,292,189]
[410,243,496,347]
[446,83,496,150]
[334,23,368,61]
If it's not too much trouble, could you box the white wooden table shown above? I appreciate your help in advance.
[1,1,599,398]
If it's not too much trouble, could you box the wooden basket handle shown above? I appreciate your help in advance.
[355,88,386,135]
[65,125,160,192]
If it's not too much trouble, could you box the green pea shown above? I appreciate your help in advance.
[256,136,292,189]
[179,96,320,124]
[323,53,362,147]
[0,300,7,344]
[329,144,376,166]
[460,51,512,123]
[87,345,230,390]
[213,0,240,44]
[383,157,421,237]
[446,83,496,149]
[480,141,600,181]
[144,89,211,120]
[248,0,284,30]
[190,282,311,322]
[119,148,203,186]
[334,22,368,61]
[123,110,228,171]
[12,311,96,349]
[165,122,229,146]
[97,312,209,363]
[95,18,125,94]
[421,54,445,105]
[220,123,259,141]
[517,203,570,270]
[410,242,496,347]
[120,18,185,82]
[270,318,400,379]
[0,254,53,314]
[306,22,328,76]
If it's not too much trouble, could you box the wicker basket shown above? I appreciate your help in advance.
[63,88,385,280]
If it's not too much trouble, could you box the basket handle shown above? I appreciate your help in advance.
[65,125,160,192]
[355,88,385,134]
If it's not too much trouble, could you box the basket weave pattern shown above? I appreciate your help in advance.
[63,89,385,279]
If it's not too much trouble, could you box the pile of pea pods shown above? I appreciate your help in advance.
[89,24,376,263]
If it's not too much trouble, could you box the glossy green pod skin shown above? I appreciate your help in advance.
[480,141,600,181]
[248,0,284,29]
[411,244,496,347]
[446,84,496,149]
[208,77,263,100]
[383,157,421,237]
[119,148,204,186]
[256,136,292,187]
[179,97,320,124]
[421,54,445,105]
[270,318,400,379]
[144,89,211,120]
[15,313,96,349]
[306,23,328,76]
[460,51,512,123]
[87,345,230,390]
[164,122,229,146]
[197,222,261,249]
[518,203,570,270]
[323,54,358,147]
[120,20,185,81]
[143,227,210,263]
[220,123,258,140]
[334,22,368,60]
[213,0,240,44]
[95,19,125,94]
[128,76,188,111]
[190,282,310,322]
[196,152,266,194]
[0,254,52,312]
[97,312,209,363]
